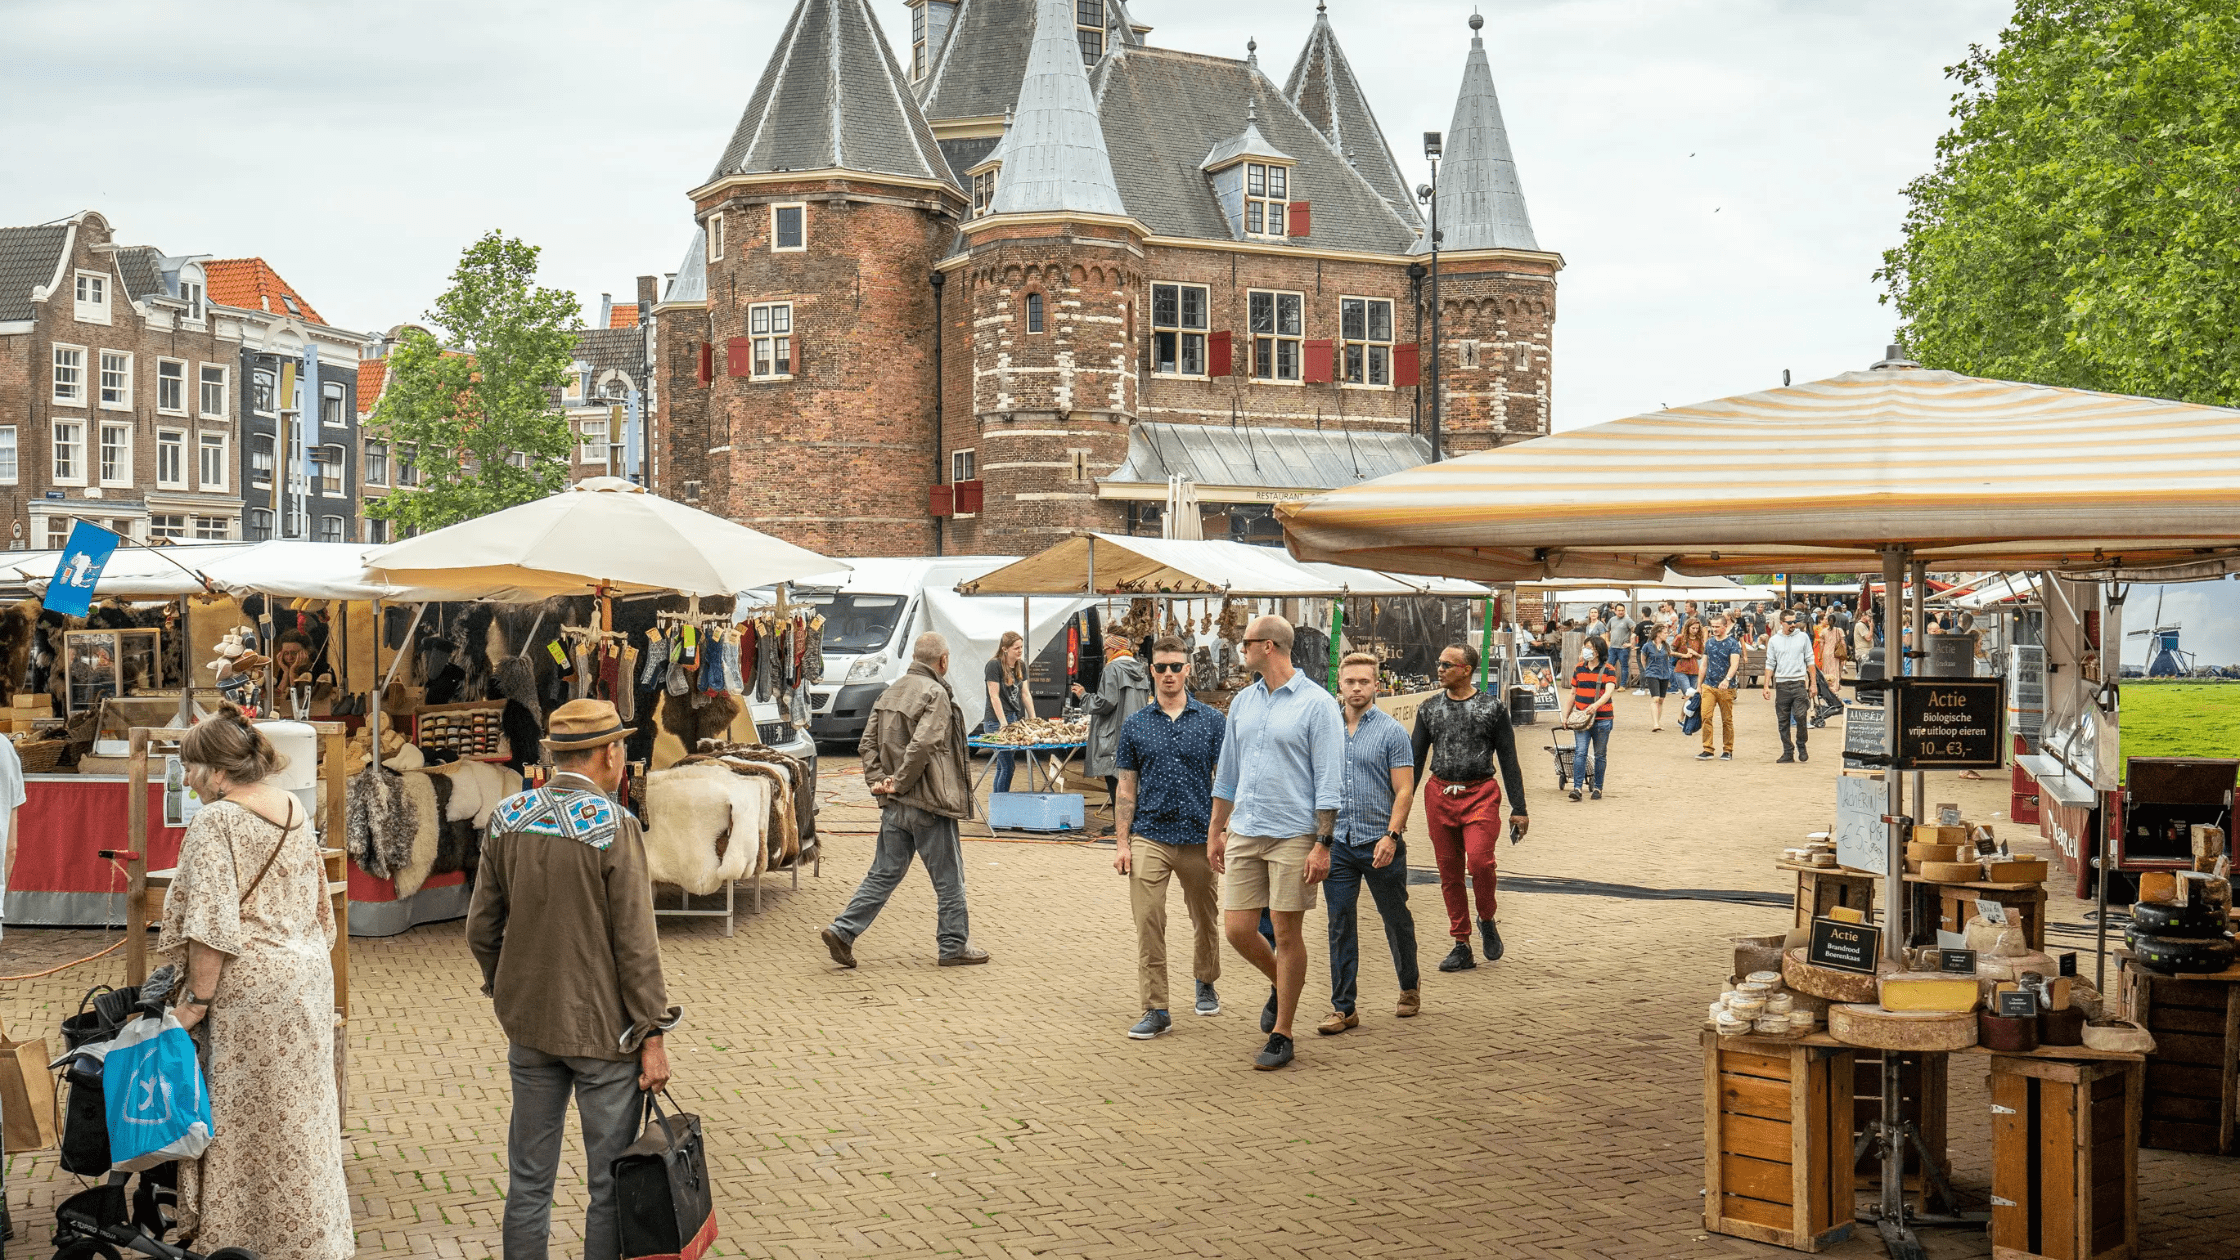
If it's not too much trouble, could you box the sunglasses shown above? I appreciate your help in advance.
[1150,661,1188,674]
[1241,638,1274,647]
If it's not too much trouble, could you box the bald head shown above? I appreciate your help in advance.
[912,631,950,670]
[1244,614,1294,652]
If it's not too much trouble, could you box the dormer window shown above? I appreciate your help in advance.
[1075,0,1104,62]
[1245,162,1289,239]
[972,168,999,217]
[181,272,206,322]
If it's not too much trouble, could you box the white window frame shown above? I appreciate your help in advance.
[1245,162,1291,240]
[708,212,724,261]
[98,420,133,487]
[951,448,975,483]
[318,514,345,543]
[1338,295,1395,388]
[252,368,276,417]
[770,203,807,253]
[246,508,274,539]
[1068,448,1092,482]
[362,439,388,486]
[1024,292,1045,335]
[198,431,229,491]
[43,517,70,550]
[971,169,998,218]
[156,428,186,489]
[155,358,187,415]
[1150,283,1209,377]
[52,343,86,406]
[396,444,419,487]
[747,301,794,380]
[250,434,274,488]
[0,426,16,485]
[321,381,347,429]
[1459,339,1481,370]
[365,516,389,545]
[51,419,85,486]
[193,515,230,541]
[181,279,205,324]
[149,513,187,541]
[73,271,111,324]
[1247,289,1303,383]
[579,414,610,464]
[98,350,132,410]
[198,363,228,418]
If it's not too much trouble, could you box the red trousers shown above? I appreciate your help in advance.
[1424,774,1502,941]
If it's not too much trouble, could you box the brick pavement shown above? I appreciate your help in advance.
[3,688,2236,1258]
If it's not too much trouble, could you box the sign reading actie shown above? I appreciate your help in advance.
[1895,679,2005,771]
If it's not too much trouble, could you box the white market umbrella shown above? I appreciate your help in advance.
[365,476,847,599]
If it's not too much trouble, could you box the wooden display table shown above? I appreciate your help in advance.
[1701,1029,1855,1252]
[1988,1053,2141,1260]
[2117,951,2240,1155]
[1904,872,2050,951]
[1775,860,1876,931]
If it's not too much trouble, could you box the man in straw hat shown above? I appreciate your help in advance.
[821,631,990,968]
[469,698,680,1260]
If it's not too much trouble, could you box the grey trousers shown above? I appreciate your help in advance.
[504,1044,642,1260]
[830,800,971,955]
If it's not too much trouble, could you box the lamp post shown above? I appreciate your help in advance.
[1419,130,1443,462]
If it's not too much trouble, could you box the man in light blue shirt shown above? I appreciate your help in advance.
[1211,615,1345,1071]
[1315,652,1420,1036]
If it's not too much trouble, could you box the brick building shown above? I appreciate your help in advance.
[562,283,659,486]
[651,0,1559,556]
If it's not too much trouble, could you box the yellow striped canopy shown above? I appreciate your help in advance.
[1278,366,2240,582]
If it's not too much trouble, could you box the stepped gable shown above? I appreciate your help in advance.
[1282,4,1418,221]
[1413,13,1538,253]
[708,0,954,188]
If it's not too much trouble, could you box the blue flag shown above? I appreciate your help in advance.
[46,521,119,618]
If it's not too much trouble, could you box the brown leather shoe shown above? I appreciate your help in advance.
[819,927,856,969]
[938,945,991,966]
[1395,989,1421,1018]
[1316,1009,1359,1036]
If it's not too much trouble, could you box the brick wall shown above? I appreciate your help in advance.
[1427,260,1558,453]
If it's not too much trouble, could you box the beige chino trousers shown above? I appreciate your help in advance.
[1129,838,1222,1011]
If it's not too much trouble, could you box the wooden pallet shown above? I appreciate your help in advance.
[2121,958,2239,1155]
[1988,1054,2140,1260]
[1702,1029,1856,1252]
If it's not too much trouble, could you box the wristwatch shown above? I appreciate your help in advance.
[1384,830,1404,842]
[1313,835,1333,848]
[180,989,212,1009]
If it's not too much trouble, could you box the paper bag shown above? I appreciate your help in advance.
[0,1016,58,1152]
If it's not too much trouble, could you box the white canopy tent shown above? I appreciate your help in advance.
[955,533,1493,599]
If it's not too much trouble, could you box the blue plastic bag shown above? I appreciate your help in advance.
[101,1012,213,1171]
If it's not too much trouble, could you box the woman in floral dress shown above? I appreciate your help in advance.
[159,707,353,1259]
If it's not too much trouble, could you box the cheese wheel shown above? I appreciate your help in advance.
[1982,858,2048,883]
[1783,946,1899,1003]
[1828,1004,1980,1051]
[1907,842,1964,864]
[1919,861,1983,883]
[1744,971,1784,988]
[1877,972,1981,1013]
[1975,949,2057,983]
[1978,1011,2038,1052]
[2038,1006,2086,1046]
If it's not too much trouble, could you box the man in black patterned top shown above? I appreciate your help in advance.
[1411,645,1530,971]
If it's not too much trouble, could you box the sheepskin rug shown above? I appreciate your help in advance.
[393,771,441,897]
[642,763,771,895]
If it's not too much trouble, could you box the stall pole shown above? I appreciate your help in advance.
[1908,558,1928,845]
[1871,545,1917,1256]
[1479,594,1493,691]
[1328,597,1344,695]
[126,727,150,985]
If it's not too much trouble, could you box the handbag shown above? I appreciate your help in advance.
[1561,705,1595,731]
[614,1090,718,1260]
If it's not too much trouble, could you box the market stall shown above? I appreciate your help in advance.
[1278,358,2240,1255]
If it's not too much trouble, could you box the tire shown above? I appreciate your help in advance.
[2127,929,2237,976]
[2130,899,2227,939]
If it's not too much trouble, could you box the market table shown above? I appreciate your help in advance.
[3,775,181,928]
[968,736,1089,834]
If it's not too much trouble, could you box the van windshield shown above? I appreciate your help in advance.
[794,592,905,654]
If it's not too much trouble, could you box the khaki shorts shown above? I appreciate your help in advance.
[1224,832,1319,913]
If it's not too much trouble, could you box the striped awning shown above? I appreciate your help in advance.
[1278,365,2240,582]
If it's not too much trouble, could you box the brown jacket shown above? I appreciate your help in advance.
[466,773,680,1061]
[859,662,975,820]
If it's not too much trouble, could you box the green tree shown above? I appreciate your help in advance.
[1878,0,2240,405]
[367,231,580,532]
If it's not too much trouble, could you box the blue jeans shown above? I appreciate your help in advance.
[1571,717,1612,791]
[1613,646,1632,687]
[983,714,1016,793]
[1673,669,1699,697]
[1326,839,1419,1013]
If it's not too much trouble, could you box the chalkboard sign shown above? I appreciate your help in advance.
[1996,990,2039,1019]
[1843,703,1889,769]
[1895,678,2005,770]
[1808,916,1882,974]
[2059,951,2078,978]
[1939,948,1978,974]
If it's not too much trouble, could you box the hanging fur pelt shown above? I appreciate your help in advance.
[0,597,41,704]
[658,689,742,753]
[345,764,414,879]
[641,763,769,894]
[393,771,441,897]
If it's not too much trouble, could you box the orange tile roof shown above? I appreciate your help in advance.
[608,303,640,329]
[203,257,327,325]
[357,359,387,416]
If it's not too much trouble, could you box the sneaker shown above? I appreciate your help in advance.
[820,927,857,969]
[1260,986,1279,1034]
[1590,788,1602,800]
[1809,719,1826,729]
[1776,752,1795,764]
[1128,1009,1172,1040]
[938,945,992,966]
[1395,988,1421,1018]
[1194,981,1221,1016]
[1719,751,1732,761]
[1567,789,1582,802]
[1316,1009,1359,1036]
[1696,751,1716,760]
[1798,748,1809,763]
[1480,918,1505,962]
[1438,940,1476,972]
[1253,1033,1295,1070]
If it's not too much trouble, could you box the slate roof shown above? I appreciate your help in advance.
[660,230,706,305]
[709,0,956,189]
[1413,16,1537,254]
[939,135,1001,182]
[574,326,644,374]
[1107,421,1431,490]
[987,0,1124,216]
[1283,7,1418,222]
[204,258,328,324]
[918,0,1142,123]
[0,224,68,322]
[112,246,167,301]
[1092,47,1420,252]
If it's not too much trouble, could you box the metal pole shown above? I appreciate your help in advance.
[1875,544,1912,1250]
[1909,559,1928,850]
[1479,594,1493,691]
[1427,155,1442,463]
[1328,596,1344,695]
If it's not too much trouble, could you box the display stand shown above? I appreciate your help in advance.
[1988,1055,2141,1260]
[1914,876,2050,951]
[1776,860,1876,931]
[1701,1029,1856,1252]
[2119,953,2240,1155]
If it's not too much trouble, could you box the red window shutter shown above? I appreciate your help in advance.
[1393,343,1421,388]
[1207,330,1233,378]
[929,484,955,517]
[726,338,753,377]
[1302,338,1334,384]
[1286,201,1311,238]
[790,335,802,376]
[696,342,712,385]
[956,479,984,513]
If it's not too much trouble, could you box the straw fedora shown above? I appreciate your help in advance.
[542,698,633,752]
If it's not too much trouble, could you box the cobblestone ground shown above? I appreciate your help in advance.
[4,689,2236,1258]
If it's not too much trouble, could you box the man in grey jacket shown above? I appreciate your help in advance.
[821,631,990,968]
[1077,638,1151,837]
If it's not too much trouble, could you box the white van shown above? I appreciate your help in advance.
[782,557,1089,747]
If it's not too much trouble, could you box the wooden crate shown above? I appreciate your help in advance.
[1988,1055,2140,1260]
[1852,1050,1951,1208]
[2123,962,2238,1154]
[1702,1029,1856,1252]
[1781,863,1875,932]
[1937,884,2050,951]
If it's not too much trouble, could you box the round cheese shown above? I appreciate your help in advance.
[1907,842,1964,864]
[1975,949,2057,983]
[1828,1004,1979,1052]
[1783,946,1900,1003]
[1919,860,1983,883]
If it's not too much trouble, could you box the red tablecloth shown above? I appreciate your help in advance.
[6,777,184,927]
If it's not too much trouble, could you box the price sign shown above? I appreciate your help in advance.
[1808,916,1882,975]
[1996,990,2039,1019]
[1842,703,1888,769]
[1894,678,2004,770]
[1938,948,1978,975]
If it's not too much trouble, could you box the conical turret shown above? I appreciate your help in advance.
[986,0,1127,216]
[1415,12,1537,253]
